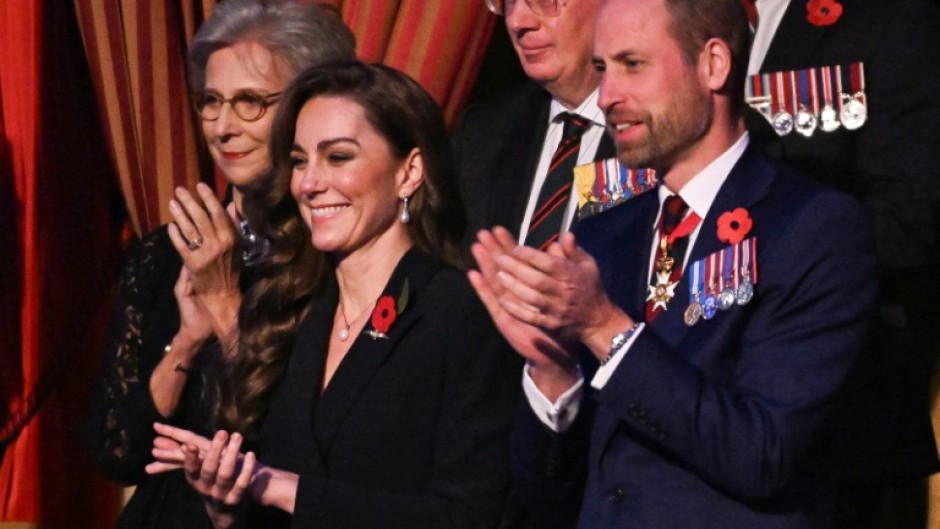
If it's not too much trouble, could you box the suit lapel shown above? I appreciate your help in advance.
[760,1,828,72]
[312,249,439,457]
[647,144,776,346]
[282,283,335,475]
[594,130,616,162]
[507,93,552,237]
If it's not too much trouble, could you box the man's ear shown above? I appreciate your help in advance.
[698,37,734,93]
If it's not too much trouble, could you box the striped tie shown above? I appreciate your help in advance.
[526,112,590,250]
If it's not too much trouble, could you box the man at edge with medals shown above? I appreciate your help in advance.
[469,0,879,527]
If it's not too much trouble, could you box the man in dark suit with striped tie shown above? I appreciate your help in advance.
[469,0,879,526]
[453,0,614,251]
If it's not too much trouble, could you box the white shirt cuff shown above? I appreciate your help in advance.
[522,364,584,433]
[590,323,645,390]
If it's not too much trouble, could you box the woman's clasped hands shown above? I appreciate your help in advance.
[147,423,256,527]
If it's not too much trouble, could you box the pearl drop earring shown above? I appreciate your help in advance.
[399,195,411,224]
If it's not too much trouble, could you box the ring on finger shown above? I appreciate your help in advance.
[187,236,204,251]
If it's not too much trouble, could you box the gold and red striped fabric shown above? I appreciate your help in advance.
[74,0,496,236]
[72,0,209,237]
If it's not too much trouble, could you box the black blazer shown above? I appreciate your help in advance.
[453,82,615,244]
[746,0,940,481]
[255,249,521,529]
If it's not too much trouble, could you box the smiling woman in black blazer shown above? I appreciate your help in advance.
[146,62,521,529]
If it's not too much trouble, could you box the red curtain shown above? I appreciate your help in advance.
[72,0,211,237]
[0,0,124,526]
[331,0,498,124]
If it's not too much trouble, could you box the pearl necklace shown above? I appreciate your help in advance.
[337,298,373,342]
[337,300,351,341]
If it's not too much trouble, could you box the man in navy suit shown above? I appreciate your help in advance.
[469,0,878,527]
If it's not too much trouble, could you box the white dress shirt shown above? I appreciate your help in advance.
[524,133,752,432]
[517,89,606,245]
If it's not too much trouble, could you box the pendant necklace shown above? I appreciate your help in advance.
[336,298,373,342]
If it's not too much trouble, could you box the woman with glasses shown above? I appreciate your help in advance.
[84,2,354,528]
[145,62,520,529]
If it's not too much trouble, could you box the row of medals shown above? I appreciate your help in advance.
[649,235,755,327]
[683,270,754,327]
[577,166,657,221]
[746,69,867,137]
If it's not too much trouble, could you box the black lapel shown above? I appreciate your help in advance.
[594,129,616,162]
[507,92,552,237]
[760,1,829,72]
[282,282,335,475]
[647,143,776,345]
[312,249,440,456]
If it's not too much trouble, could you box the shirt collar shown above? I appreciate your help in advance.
[549,88,604,128]
[657,132,750,221]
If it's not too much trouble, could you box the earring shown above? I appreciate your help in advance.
[399,195,411,224]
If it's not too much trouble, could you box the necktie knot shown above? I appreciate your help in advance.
[559,112,590,141]
[743,0,759,29]
[661,195,688,236]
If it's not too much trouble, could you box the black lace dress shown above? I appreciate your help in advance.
[85,226,215,529]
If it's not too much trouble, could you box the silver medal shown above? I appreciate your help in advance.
[702,294,718,320]
[735,278,754,305]
[840,94,867,130]
[794,108,817,137]
[820,106,841,132]
[772,111,794,136]
[718,288,736,310]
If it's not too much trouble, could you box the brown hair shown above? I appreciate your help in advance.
[218,61,467,439]
[662,0,750,106]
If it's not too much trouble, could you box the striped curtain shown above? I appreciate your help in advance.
[74,0,497,236]
[333,0,498,124]
[72,0,211,237]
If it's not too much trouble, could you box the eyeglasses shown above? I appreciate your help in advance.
[484,0,562,17]
[192,90,282,122]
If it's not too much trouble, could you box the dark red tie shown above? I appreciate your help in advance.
[526,113,590,250]
[645,195,690,322]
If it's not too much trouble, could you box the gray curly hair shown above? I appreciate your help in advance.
[188,0,356,89]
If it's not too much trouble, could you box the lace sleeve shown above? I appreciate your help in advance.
[84,226,186,485]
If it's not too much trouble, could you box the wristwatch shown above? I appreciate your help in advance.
[601,323,640,366]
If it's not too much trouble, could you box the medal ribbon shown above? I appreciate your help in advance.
[591,162,604,202]
[689,256,704,303]
[821,66,835,112]
[809,67,819,115]
[850,62,865,94]
[772,71,785,116]
[787,70,799,117]
[834,64,845,114]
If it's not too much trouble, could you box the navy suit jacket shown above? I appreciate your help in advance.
[453,82,615,245]
[747,0,940,481]
[512,143,879,529]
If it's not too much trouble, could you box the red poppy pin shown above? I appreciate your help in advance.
[366,278,410,340]
[717,208,753,245]
[806,0,843,26]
